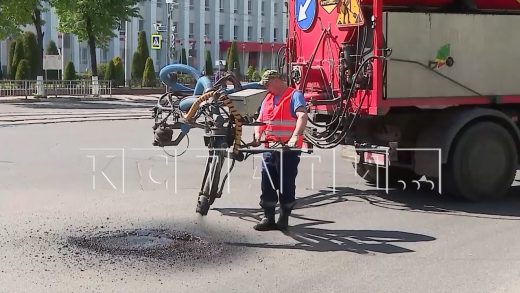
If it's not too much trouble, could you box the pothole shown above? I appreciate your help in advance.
[68,229,223,261]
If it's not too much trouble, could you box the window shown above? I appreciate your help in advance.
[247,26,253,41]
[138,19,144,31]
[248,0,252,14]
[219,25,224,40]
[205,24,210,36]
[189,23,194,39]
[205,0,210,11]
[157,0,162,8]
[189,0,194,10]
[219,0,224,11]
[274,3,279,16]
[234,25,239,40]
[80,47,88,65]
[261,28,265,40]
[234,0,238,13]
[261,1,265,16]
[274,28,278,42]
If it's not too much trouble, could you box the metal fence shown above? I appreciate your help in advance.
[0,80,112,98]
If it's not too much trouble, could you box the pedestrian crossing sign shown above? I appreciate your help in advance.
[151,34,162,50]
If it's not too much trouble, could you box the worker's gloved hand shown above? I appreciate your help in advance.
[287,135,299,148]
[250,137,261,147]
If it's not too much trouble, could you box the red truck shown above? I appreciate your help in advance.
[288,0,520,199]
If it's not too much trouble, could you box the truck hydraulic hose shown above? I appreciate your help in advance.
[184,91,216,121]
[216,92,243,155]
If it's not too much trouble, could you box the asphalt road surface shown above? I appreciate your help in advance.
[1,99,520,293]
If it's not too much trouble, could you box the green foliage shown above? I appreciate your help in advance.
[22,31,39,79]
[15,59,30,80]
[204,50,213,76]
[46,40,59,55]
[224,47,230,71]
[64,61,76,80]
[252,70,261,82]
[105,59,115,82]
[179,48,188,65]
[7,40,17,79]
[113,56,125,86]
[137,31,150,64]
[226,41,240,76]
[246,65,255,81]
[0,0,40,39]
[131,31,149,80]
[97,63,107,80]
[131,52,142,79]
[53,0,140,76]
[12,39,25,79]
[142,57,157,87]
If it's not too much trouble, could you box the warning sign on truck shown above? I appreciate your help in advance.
[320,0,339,14]
[336,0,364,27]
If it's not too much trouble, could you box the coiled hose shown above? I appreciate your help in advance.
[183,91,243,155]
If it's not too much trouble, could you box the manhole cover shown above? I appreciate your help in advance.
[68,229,222,261]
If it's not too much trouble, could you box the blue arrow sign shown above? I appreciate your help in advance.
[295,0,317,31]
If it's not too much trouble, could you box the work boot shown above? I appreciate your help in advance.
[276,209,292,231]
[253,209,277,231]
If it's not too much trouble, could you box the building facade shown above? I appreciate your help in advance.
[0,0,288,78]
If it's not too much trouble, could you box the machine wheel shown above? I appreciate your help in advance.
[355,162,421,188]
[445,121,517,200]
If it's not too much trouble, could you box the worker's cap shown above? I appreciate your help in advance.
[259,70,282,86]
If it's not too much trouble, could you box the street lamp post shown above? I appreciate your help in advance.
[242,43,246,75]
[271,43,275,69]
[259,37,263,71]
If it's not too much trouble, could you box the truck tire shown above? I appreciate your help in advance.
[355,163,422,188]
[445,121,517,200]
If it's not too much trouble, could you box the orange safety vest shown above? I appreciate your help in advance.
[259,87,304,148]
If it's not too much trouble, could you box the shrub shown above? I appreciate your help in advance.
[8,41,17,79]
[131,51,142,79]
[15,59,31,80]
[12,40,25,79]
[22,32,39,79]
[105,60,116,82]
[64,61,77,80]
[113,57,125,86]
[142,57,157,87]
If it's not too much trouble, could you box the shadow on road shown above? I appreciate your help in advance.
[226,217,435,254]
[9,97,155,110]
[216,185,520,253]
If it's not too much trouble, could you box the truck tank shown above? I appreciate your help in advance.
[359,0,520,11]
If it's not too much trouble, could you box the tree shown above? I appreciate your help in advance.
[105,59,115,82]
[204,50,213,76]
[12,40,25,79]
[97,63,107,80]
[224,47,230,71]
[252,70,261,82]
[113,57,125,86]
[53,0,140,77]
[142,57,156,87]
[64,61,76,80]
[7,41,17,79]
[0,63,3,80]
[226,41,240,76]
[131,52,142,80]
[15,59,30,80]
[22,32,39,79]
[0,0,46,78]
[46,40,59,55]
[246,65,255,81]
[137,31,149,70]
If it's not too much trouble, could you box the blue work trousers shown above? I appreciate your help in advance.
[260,150,301,211]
